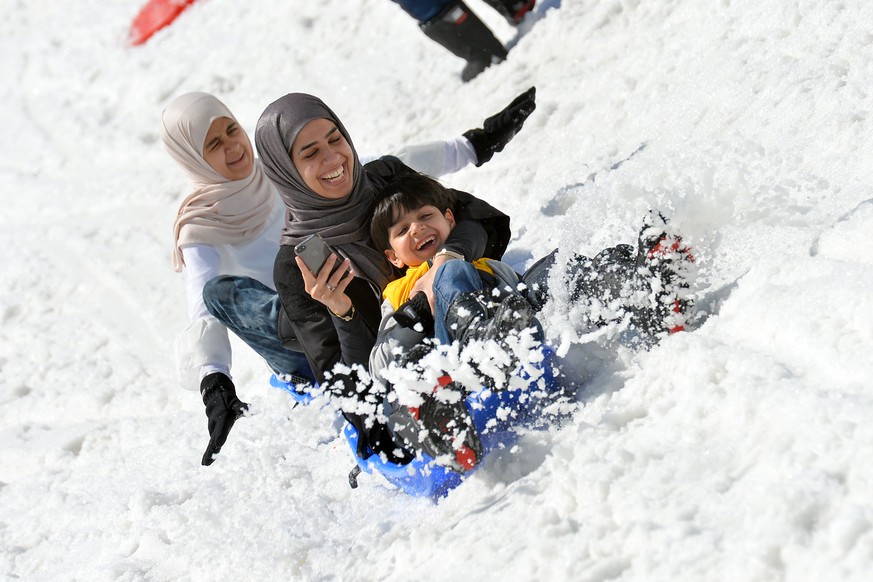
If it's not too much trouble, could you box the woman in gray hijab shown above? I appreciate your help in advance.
[254,91,532,382]
[253,91,535,459]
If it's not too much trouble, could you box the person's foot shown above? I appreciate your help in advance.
[448,292,538,389]
[647,233,695,333]
[488,0,536,25]
[483,293,535,342]
[412,376,483,472]
[636,211,696,334]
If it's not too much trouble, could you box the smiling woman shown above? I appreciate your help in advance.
[254,92,518,461]
[201,117,254,181]
[161,92,313,468]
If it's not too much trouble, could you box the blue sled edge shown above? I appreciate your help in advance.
[269,374,314,405]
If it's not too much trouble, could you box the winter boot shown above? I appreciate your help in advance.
[446,292,536,388]
[633,211,696,335]
[564,244,639,332]
[446,291,533,344]
[420,0,509,82]
[483,0,536,25]
[416,375,483,472]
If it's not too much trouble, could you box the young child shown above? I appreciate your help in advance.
[368,172,545,472]
[366,172,698,473]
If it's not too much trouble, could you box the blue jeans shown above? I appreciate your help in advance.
[203,276,315,382]
[433,259,549,345]
[432,260,487,344]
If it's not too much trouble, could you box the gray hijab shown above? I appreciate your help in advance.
[254,93,394,289]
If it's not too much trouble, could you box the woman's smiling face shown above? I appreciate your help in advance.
[290,118,355,199]
[201,116,254,181]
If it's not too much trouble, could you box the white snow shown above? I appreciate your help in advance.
[3,0,873,580]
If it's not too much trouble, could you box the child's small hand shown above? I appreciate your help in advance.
[295,254,356,317]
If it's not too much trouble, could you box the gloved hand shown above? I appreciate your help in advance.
[463,86,536,166]
[344,412,414,464]
[200,372,249,466]
[393,292,435,336]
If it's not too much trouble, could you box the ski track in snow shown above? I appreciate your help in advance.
[2,0,873,580]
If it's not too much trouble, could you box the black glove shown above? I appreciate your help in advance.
[463,86,536,166]
[200,372,249,466]
[393,292,435,336]
[345,412,414,464]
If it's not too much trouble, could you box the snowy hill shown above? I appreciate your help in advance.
[2,0,873,579]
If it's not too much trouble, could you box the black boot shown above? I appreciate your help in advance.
[564,245,642,339]
[446,292,536,388]
[420,0,509,82]
[416,379,483,472]
[444,290,492,344]
[632,211,696,336]
[452,292,534,345]
[482,0,536,25]
[389,342,483,473]
[568,244,637,306]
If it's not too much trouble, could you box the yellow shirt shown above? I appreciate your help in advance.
[383,259,494,310]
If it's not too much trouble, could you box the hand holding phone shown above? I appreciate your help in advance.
[294,234,355,318]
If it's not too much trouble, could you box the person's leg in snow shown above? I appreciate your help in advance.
[525,211,695,345]
[433,260,541,389]
[202,275,315,382]
[392,262,490,471]
[391,261,540,471]
[444,291,539,390]
[395,0,510,82]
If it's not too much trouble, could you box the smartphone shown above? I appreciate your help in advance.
[294,234,347,277]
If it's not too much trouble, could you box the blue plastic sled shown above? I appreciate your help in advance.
[269,374,315,405]
[345,346,562,498]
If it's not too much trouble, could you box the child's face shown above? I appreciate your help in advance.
[384,205,456,268]
[290,118,354,199]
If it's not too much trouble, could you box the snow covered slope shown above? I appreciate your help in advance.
[2,0,873,579]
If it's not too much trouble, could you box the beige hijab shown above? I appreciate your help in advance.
[162,92,276,272]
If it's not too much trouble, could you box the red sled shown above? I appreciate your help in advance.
[128,0,198,46]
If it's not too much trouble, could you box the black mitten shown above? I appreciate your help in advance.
[344,412,413,464]
[367,421,415,464]
[463,86,536,166]
[200,372,249,466]
[393,292,435,336]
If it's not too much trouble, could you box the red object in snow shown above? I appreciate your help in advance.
[128,0,198,46]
